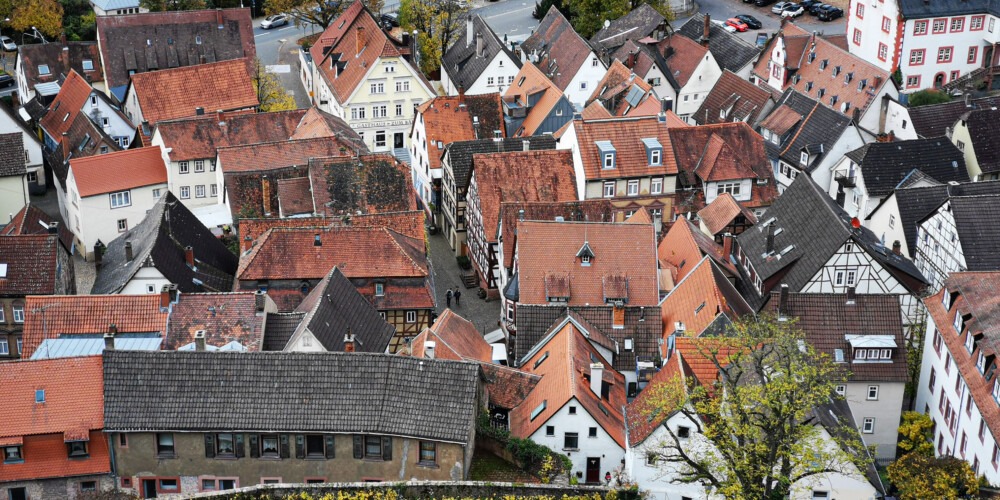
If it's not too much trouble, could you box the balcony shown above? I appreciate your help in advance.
[834,171,856,188]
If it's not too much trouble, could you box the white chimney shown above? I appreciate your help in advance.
[424,340,436,359]
[195,330,207,351]
[466,16,473,48]
[590,362,604,397]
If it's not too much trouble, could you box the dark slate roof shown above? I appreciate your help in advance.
[963,107,1000,174]
[590,4,666,52]
[102,349,481,443]
[92,192,239,294]
[676,14,760,75]
[293,267,396,353]
[906,96,1000,139]
[444,135,556,190]
[891,181,1000,258]
[844,138,968,197]
[442,14,521,91]
[768,90,851,172]
[813,397,886,495]
[262,312,305,351]
[948,195,1000,271]
[735,175,926,309]
[899,0,1000,19]
[0,133,26,177]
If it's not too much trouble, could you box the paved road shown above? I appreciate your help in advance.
[428,229,502,338]
[253,18,318,108]
[473,0,540,44]
[675,0,847,44]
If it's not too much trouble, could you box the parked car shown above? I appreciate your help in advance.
[0,74,14,88]
[260,14,289,29]
[818,6,844,20]
[0,36,15,52]
[725,18,749,32]
[755,0,778,7]
[781,3,805,17]
[380,12,399,28]
[799,0,822,10]
[721,21,738,33]
[808,3,831,15]
[735,14,762,29]
[772,1,791,13]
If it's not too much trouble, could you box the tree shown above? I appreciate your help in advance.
[896,411,935,457]
[263,0,384,30]
[139,0,207,10]
[908,88,952,107]
[888,453,978,499]
[252,59,297,112]
[398,0,467,76]
[533,0,563,20]
[646,315,872,500]
[568,0,629,39]
[10,0,63,39]
[61,0,97,41]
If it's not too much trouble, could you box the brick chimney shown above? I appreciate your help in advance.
[47,221,58,234]
[104,325,117,350]
[124,241,134,262]
[590,363,604,397]
[357,25,365,55]
[184,246,194,267]
[777,283,789,320]
[254,289,266,312]
[160,285,172,309]
[765,224,775,254]
[261,176,272,216]
[195,330,207,351]
[846,286,856,304]
[344,331,356,352]
[216,8,224,27]
[701,14,711,46]
[721,232,733,260]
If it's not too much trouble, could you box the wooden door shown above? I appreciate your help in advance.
[586,457,601,484]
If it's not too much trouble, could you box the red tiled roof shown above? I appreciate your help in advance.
[277,177,315,216]
[0,430,110,483]
[697,192,758,236]
[2,204,75,251]
[692,70,773,126]
[154,109,306,162]
[0,356,103,438]
[626,208,653,224]
[511,321,627,448]
[673,336,740,388]
[660,256,750,339]
[515,221,659,306]
[416,94,504,171]
[217,137,353,173]
[165,292,265,351]
[503,62,566,137]
[669,122,770,183]
[129,59,258,125]
[587,60,657,117]
[657,214,706,284]
[572,116,679,180]
[481,363,542,410]
[0,235,64,296]
[759,104,803,135]
[411,308,492,362]
[237,226,428,281]
[68,146,167,197]
[39,70,92,142]
[308,154,418,217]
[499,200,615,270]
[471,150,578,243]
[693,134,759,182]
[582,100,613,119]
[21,295,169,359]
[625,352,691,444]
[237,211,425,252]
[659,35,709,87]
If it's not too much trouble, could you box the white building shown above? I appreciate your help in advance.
[915,273,1000,481]
[520,7,608,108]
[662,35,724,122]
[89,0,145,15]
[0,106,44,197]
[440,15,522,97]
[913,193,1000,291]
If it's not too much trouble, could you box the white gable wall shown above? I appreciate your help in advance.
[528,396,625,482]
[564,54,609,109]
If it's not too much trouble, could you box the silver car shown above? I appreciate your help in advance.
[0,36,16,52]
[260,14,289,29]
[772,1,791,13]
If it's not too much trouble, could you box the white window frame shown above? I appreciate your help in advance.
[862,417,875,433]
[180,186,190,199]
[627,180,639,196]
[194,160,205,173]
[603,181,615,198]
[650,149,661,165]
[835,384,846,396]
[650,178,663,195]
[405,310,417,323]
[109,191,131,208]
[117,219,128,232]
[867,385,879,400]
[195,185,206,198]
[210,184,218,197]
[603,153,614,169]
[179,161,189,174]
[370,82,385,94]
[12,305,24,323]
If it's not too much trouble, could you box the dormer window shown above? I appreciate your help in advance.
[3,445,22,463]
[38,64,50,76]
[596,141,616,169]
[799,151,809,166]
[576,241,594,266]
[846,334,896,363]
[819,59,828,70]
[942,288,952,309]
[581,255,591,264]
[375,282,384,296]
[954,310,964,332]
[977,351,987,373]
[966,331,976,353]
[642,138,662,166]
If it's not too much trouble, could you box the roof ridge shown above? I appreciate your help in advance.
[382,226,426,275]
[217,135,337,152]
[780,101,820,157]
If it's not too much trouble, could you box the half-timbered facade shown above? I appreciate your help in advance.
[913,194,1000,291]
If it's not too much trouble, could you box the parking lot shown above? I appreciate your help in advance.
[678,0,848,43]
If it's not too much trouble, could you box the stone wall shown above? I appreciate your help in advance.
[183,481,611,499]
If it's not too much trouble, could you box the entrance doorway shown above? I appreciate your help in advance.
[141,479,158,498]
[394,132,405,149]
[586,457,601,484]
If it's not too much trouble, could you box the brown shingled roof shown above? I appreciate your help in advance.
[18,42,103,92]
[154,109,306,162]
[128,59,258,125]
[39,70,92,142]
[586,60,657,117]
[238,211,425,252]
[217,137,353,173]
[572,116,679,180]
[503,62,568,137]
[692,70,773,126]
[277,177,315,216]
[697,192,758,236]
[520,6,596,93]
[759,104,803,135]
[499,200,615,270]
[658,34,710,87]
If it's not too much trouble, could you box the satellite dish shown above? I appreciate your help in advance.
[604,19,611,28]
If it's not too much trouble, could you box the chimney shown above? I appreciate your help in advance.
[160,285,172,309]
[216,7,224,27]
[721,233,733,260]
[892,240,902,256]
[124,241,134,262]
[590,363,604,397]
[314,233,322,246]
[765,224,775,254]
[184,246,194,267]
[344,331,356,352]
[846,286,856,304]
[466,16,474,48]
[778,284,789,320]
[195,330,207,351]
[522,140,530,152]
[217,110,225,123]
[94,242,103,269]
[459,83,465,104]
[195,107,204,115]
[47,221,58,234]
[357,25,365,55]
[261,176,272,215]
[103,331,115,351]
[254,289,266,312]
[476,32,484,58]
[166,284,179,304]
[424,340,436,359]
[701,14,711,46]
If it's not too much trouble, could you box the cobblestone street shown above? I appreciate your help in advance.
[427,229,501,338]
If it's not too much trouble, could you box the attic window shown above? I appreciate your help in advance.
[808,52,816,63]
[624,338,633,351]
[35,389,44,403]
[833,66,841,77]
[0,264,7,278]
[845,72,854,84]
[830,95,838,106]
[196,36,203,45]
[82,59,94,71]
[858,79,867,91]
[534,351,549,369]
[818,89,826,98]
[577,241,595,265]
[518,76,526,87]
[819,59,828,70]
[167,37,174,45]
[642,138,662,166]
[530,400,547,421]
[596,141,616,169]
[805,82,813,92]
[38,64,50,75]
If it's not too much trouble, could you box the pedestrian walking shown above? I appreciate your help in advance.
[454,288,462,306]
[445,288,453,308]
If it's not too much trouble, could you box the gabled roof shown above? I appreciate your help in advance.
[262,311,305,351]
[2,204,74,251]
[889,181,1000,258]
[218,137,354,174]
[103,350,481,443]
[658,217,710,285]
[768,90,852,172]
[511,320,627,448]
[308,154,418,217]
[95,8,256,94]
[277,177,314,216]
[590,4,666,52]
[963,107,1000,174]
[660,256,753,339]
[503,62,570,137]
[47,109,125,190]
[947,195,1000,271]
[585,60,658,118]
[39,70,92,142]
[91,192,239,294]
[21,295,169,359]
[735,175,926,308]
[669,121,772,192]
[293,267,396,353]
[611,39,680,93]
[68,146,166,197]
[759,104,803,136]
[515,221,659,306]
[17,41,103,91]
[154,109,307,162]
[625,350,692,445]
[692,70,772,126]
[520,6,596,92]
[0,132,26,177]
[676,14,761,75]
[499,200,614,270]
[238,210,425,253]
[764,292,907,382]
[898,0,1000,19]
[657,35,709,88]
[0,234,65,296]
[166,292,265,351]
[289,107,367,147]
[442,14,521,91]
[698,192,758,236]
[444,135,556,191]
[129,59,258,125]
[672,336,741,387]
[471,150,578,243]
[416,93,504,171]
[411,308,492,362]
[906,96,1000,139]
[845,138,968,197]
[572,115,678,180]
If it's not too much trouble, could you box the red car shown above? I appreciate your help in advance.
[725,18,749,32]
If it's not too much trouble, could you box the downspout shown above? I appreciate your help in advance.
[106,432,119,491]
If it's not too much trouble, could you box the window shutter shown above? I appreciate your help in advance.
[249,435,259,458]
[235,434,245,458]
[279,435,290,459]
[204,434,215,458]
[353,435,363,459]
[325,435,335,459]
[295,435,305,459]
[381,436,392,461]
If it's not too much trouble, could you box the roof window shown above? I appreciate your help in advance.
[38,64,50,75]
[35,389,45,403]
[530,400,547,420]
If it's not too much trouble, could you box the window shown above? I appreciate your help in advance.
[195,160,205,173]
[564,432,579,450]
[878,43,888,61]
[972,15,985,30]
[835,384,846,395]
[852,28,862,45]
[717,182,742,197]
[962,432,969,456]
[487,77,495,86]
[117,219,127,232]
[395,104,403,117]
[159,479,178,491]
[800,151,809,166]
[109,191,131,208]
[955,311,964,332]
[994,443,999,466]
[846,269,856,286]
[649,148,661,166]
[969,46,978,64]
[157,433,175,457]
[67,441,89,458]
[305,434,325,458]
[180,186,190,199]
[152,188,161,198]
[929,368,937,391]
[855,3,864,17]
[868,385,879,400]
[545,426,554,436]
[951,70,961,81]
[406,310,417,323]
[862,417,875,433]
[375,131,386,149]
[914,20,928,35]
[215,433,236,457]
[813,492,829,500]
[934,329,943,354]
[373,105,388,118]
[603,153,615,168]
[882,17,891,32]
[938,47,953,63]
[407,440,436,466]
[211,184,218,197]
[39,64,52,75]
[179,161,190,174]
[210,160,217,172]
[396,80,410,92]
[569,405,577,415]
[646,452,658,465]
[351,107,366,120]
[370,82,385,94]
[592,57,599,67]
[677,426,691,438]
[195,185,206,198]
[588,427,598,438]
[979,351,987,373]
[627,179,639,196]
[650,178,663,194]
[259,435,279,458]
[951,18,965,32]
[603,181,615,198]
[933,18,947,33]
[946,352,952,373]
[910,49,925,65]
[3,445,21,463]
[12,305,23,324]
[966,332,976,353]
[375,283,384,296]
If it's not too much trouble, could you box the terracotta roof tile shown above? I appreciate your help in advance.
[277,177,314,216]
[511,321,627,448]
[515,221,659,306]
[154,109,306,162]
[658,217,711,285]
[18,42,103,91]
[308,154,417,217]
[416,94,504,171]
[697,192,758,236]
[520,7,595,92]
[68,146,166,197]
[129,59,258,125]
[582,100,613,119]
[626,208,653,224]
[625,351,691,444]
[471,150,578,243]
[669,122,774,201]
[503,62,568,137]
[693,70,773,125]
[165,292,265,351]
[0,235,65,296]
[48,108,125,189]
[693,134,759,182]
[480,363,542,410]
[1,204,75,251]
[660,256,753,339]
[39,70,92,142]
[586,60,657,117]
[499,200,615,270]
[0,431,110,483]
[22,295,169,359]
[672,336,740,387]
[658,35,709,87]
[237,211,425,252]
[289,107,367,149]
[412,308,492,362]
[218,137,353,174]
[759,104,803,135]
[572,116,679,180]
